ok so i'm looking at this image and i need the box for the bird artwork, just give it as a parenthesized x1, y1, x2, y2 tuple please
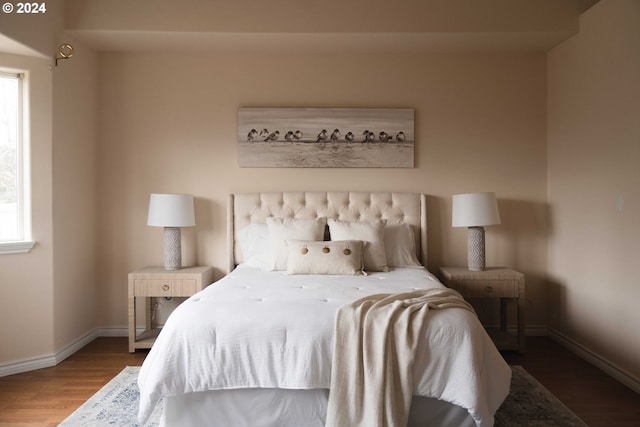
(284, 131, 295, 142)
(237, 107, 414, 167)
(379, 131, 393, 142)
(247, 129, 258, 142)
(265, 130, 279, 142)
(316, 129, 328, 143)
(345, 132, 355, 142)
(362, 130, 375, 143)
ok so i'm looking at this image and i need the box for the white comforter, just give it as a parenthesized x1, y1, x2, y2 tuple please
(138, 266, 511, 426)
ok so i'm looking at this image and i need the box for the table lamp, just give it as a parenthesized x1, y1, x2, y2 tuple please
(452, 192, 501, 271)
(147, 193, 195, 270)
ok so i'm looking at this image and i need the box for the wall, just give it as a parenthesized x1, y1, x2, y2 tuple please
(96, 51, 548, 331)
(51, 35, 99, 354)
(0, 53, 55, 367)
(547, 0, 640, 384)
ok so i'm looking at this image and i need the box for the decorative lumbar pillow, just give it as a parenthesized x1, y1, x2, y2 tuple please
(286, 240, 365, 275)
(327, 219, 388, 272)
(384, 223, 422, 267)
(267, 217, 327, 271)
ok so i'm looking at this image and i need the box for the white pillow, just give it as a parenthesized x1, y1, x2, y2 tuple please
(267, 217, 327, 271)
(384, 223, 422, 267)
(286, 240, 365, 275)
(328, 219, 388, 272)
(237, 223, 269, 269)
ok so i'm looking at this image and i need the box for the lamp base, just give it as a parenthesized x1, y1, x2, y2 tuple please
(163, 227, 182, 270)
(467, 226, 485, 271)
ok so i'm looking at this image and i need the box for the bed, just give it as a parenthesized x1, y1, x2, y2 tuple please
(138, 191, 511, 427)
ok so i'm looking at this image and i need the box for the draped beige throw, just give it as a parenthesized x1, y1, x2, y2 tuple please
(326, 288, 475, 427)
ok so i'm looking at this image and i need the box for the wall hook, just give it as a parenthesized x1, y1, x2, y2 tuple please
(55, 43, 74, 66)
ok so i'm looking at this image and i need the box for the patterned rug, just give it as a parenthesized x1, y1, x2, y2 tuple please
(58, 365, 587, 426)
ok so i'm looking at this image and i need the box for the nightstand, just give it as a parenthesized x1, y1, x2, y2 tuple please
(440, 267, 525, 353)
(128, 266, 214, 352)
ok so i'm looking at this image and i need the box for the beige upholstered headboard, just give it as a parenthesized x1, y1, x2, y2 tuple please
(227, 191, 427, 273)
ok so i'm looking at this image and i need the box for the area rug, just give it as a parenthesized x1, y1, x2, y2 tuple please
(59, 365, 587, 426)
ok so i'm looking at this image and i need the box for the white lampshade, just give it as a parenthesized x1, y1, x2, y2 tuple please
(147, 193, 195, 270)
(147, 193, 195, 227)
(452, 192, 501, 228)
(451, 192, 501, 271)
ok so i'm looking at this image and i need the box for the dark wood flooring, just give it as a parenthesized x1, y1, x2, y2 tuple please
(0, 336, 638, 426)
(501, 337, 640, 427)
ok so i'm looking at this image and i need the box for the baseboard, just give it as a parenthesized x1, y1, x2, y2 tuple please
(548, 328, 640, 394)
(97, 327, 129, 337)
(55, 329, 100, 364)
(0, 327, 150, 377)
(525, 325, 548, 336)
(483, 324, 548, 337)
(0, 328, 99, 378)
(0, 353, 58, 378)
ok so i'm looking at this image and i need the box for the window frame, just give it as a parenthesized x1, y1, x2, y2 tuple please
(0, 69, 34, 254)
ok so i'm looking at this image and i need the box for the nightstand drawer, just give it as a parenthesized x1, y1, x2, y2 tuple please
(134, 279, 197, 297)
(449, 280, 518, 298)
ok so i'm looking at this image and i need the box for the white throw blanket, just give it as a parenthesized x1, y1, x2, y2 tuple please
(326, 288, 475, 427)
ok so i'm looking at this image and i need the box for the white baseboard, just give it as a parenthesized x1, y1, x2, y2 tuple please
(97, 327, 129, 337)
(484, 324, 548, 337)
(548, 328, 640, 394)
(0, 353, 58, 378)
(55, 329, 100, 364)
(0, 329, 98, 377)
(525, 325, 548, 336)
(0, 328, 124, 378)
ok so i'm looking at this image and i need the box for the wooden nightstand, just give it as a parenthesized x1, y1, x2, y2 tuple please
(440, 267, 525, 353)
(128, 266, 214, 352)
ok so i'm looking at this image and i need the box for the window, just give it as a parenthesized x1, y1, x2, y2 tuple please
(0, 70, 33, 253)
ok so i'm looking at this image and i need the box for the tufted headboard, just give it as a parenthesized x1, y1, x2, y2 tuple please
(227, 191, 427, 273)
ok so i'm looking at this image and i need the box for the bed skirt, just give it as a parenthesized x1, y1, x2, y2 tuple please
(160, 388, 476, 427)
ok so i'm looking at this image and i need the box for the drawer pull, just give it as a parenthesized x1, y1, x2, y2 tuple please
(162, 284, 170, 291)
(485, 286, 493, 293)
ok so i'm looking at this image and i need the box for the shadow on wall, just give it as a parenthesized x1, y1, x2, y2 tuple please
(181, 196, 217, 269)
(546, 277, 567, 328)
(424, 195, 445, 272)
(492, 198, 549, 270)
(426, 195, 548, 272)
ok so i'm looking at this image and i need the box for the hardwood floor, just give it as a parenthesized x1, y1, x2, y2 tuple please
(0, 336, 638, 426)
(501, 337, 640, 427)
(0, 339, 146, 427)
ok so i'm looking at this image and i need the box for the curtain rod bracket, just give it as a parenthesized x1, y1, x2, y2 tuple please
(55, 43, 74, 66)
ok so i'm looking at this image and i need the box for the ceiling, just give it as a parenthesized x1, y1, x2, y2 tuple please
(1, 0, 601, 56)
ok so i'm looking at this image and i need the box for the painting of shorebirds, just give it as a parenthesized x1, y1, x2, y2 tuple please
(238, 108, 414, 168)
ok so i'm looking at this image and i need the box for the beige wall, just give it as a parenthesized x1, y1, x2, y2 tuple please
(547, 0, 640, 381)
(0, 53, 55, 365)
(52, 36, 99, 352)
(96, 51, 548, 330)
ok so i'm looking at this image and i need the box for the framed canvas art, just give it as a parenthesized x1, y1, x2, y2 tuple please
(238, 108, 414, 168)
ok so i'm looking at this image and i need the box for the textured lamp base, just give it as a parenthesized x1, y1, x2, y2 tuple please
(467, 226, 485, 271)
(163, 227, 182, 270)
